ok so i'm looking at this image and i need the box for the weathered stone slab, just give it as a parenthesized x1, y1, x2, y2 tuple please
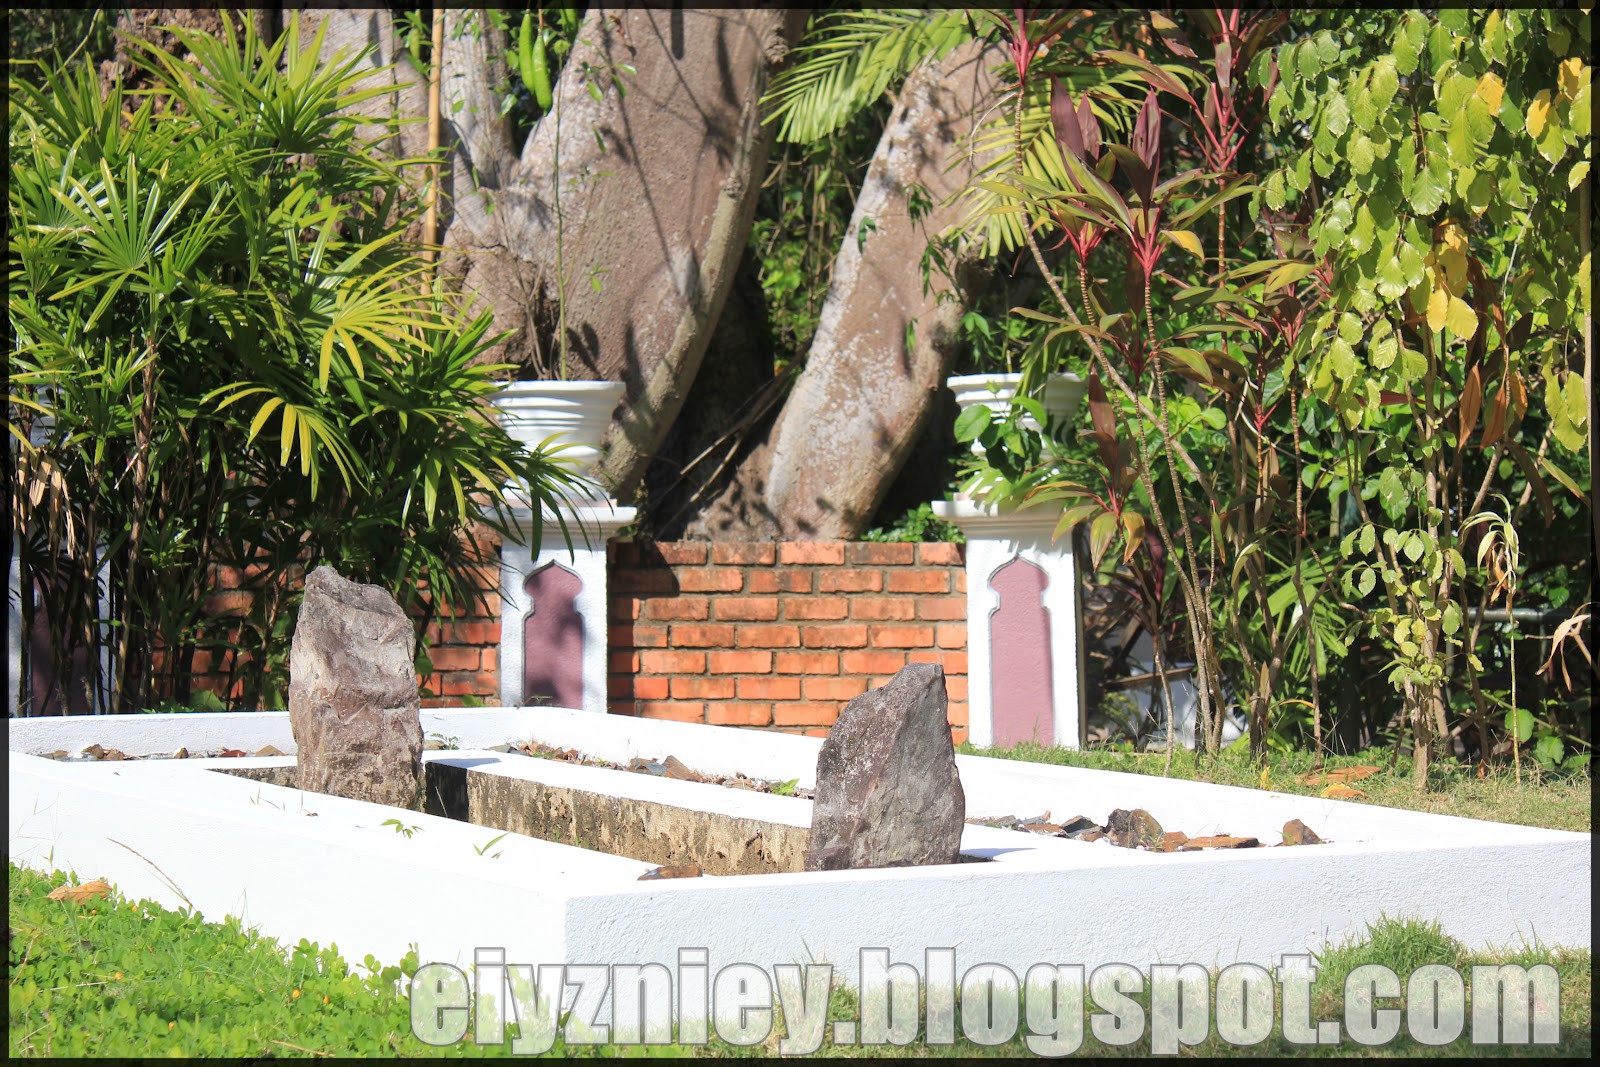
(804, 662, 965, 871)
(288, 566, 423, 809)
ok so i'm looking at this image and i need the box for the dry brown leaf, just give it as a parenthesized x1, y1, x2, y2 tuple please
(47, 879, 111, 903)
(1321, 784, 1367, 799)
(1299, 765, 1380, 787)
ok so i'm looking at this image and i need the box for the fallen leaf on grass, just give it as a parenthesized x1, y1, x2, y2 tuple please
(48, 879, 111, 903)
(1299, 765, 1379, 787)
(1321, 784, 1367, 799)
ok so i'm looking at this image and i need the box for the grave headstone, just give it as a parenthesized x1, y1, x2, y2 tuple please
(804, 662, 965, 871)
(289, 566, 423, 809)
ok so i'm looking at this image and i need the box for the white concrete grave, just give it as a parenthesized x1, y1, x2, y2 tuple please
(10, 706, 1588, 1004)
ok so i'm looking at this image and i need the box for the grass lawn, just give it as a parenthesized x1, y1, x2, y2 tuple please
(9, 745, 1590, 1057)
(958, 741, 1593, 833)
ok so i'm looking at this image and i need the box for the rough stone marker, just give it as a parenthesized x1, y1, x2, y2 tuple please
(289, 566, 424, 809)
(804, 662, 966, 871)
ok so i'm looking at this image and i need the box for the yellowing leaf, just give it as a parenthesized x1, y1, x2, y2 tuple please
(1437, 223, 1469, 291)
(1163, 228, 1206, 260)
(1426, 283, 1450, 331)
(1559, 58, 1586, 101)
(1526, 90, 1554, 138)
(1446, 294, 1479, 339)
(1321, 784, 1367, 799)
(1475, 72, 1504, 112)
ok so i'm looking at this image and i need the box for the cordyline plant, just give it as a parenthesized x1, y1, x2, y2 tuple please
(967, 8, 1364, 761)
(8, 14, 589, 714)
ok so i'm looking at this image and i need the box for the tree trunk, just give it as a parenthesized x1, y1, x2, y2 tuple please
(692, 39, 1007, 539)
(301, 7, 803, 507)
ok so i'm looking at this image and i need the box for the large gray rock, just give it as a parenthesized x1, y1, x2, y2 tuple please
(804, 663, 965, 871)
(289, 566, 423, 809)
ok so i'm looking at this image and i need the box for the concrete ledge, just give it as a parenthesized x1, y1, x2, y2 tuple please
(8, 708, 1590, 988)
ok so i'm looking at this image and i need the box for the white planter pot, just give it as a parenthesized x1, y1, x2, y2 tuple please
(948, 371, 1085, 451)
(488, 380, 625, 497)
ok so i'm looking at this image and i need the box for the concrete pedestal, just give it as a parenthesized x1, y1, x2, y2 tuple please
(499, 500, 635, 715)
(932, 498, 1084, 749)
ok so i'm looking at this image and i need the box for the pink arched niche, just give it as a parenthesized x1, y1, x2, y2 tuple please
(522, 561, 584, 709)
(988, 556, 1055, 746)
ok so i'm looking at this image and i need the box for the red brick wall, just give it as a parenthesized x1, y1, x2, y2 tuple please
(180, 557, 503, 710)
(607, 541, 969, 742)
(165, 536, 971, 741)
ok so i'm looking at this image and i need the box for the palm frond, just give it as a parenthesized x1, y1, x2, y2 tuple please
(763, 9, 971, 144)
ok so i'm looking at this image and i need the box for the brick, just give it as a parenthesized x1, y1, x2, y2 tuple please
(945, 675, 968, 701)
(613, 568, 678, 594)
(678, 568, 744, 593)
(784, 596, 848, 620)
(918, 542, 964, 565)
(639, 650, 706, 673)
(803, 676, 867, 701)
(937, 623, 967, 649)
(480, 647, 497, 673)
(804, 727, 832, 738)
(608, 700, 642, 717)
(714, 597, 779, 622)
(610, 675, 669, 700)
(439, 674, 489, 696)
(847, 542, 915, 566)
(778, 542, 845, 565)
(712, 543, 776, 565)
(672, 676, 737, 700)
(708, 650, 772, 674)
(916, 597, 966, 621)
(737, 676, 800, 700)
(819, 569, 883, 593)
(428, 646, 480, 671)
(841, 650, 907, 674)
(775, 651, 839, 675)
(670, 623, 737, 647)
(609, 542, 642, 566)
(956, 571, 966, 593)
(870, 624, 935, 649)
(850, 596, 914, 621)
(774, 702, 841, 727)
(609, 650, 641, 673)
(947, 702, 969, 727)
(735, 625, 801, 649)
(908, 649, 968, 674)
(647, 596, 709, 621)
(614, 622, 668, 649)
(743, 571, 779, 593)
(801, 623, 868, 648)
(653, 542, 708, 565)
(886, 570, 949, 594)
(610, 596, 643, 622)
(638, 701, 706, 723)
(949, 727, 969, 746)
(777, 571, 813, 593)
(708, 702, 772, 726)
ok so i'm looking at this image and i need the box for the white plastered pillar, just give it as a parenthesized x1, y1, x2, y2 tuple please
(932, 498, 1084, 749)
(499, 498, 635, 715)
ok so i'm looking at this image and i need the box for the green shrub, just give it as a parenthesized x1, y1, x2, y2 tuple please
(8, 14, 588, 714)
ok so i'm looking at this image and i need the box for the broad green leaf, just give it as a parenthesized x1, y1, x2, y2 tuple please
(1505, 708, 1535, 743)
